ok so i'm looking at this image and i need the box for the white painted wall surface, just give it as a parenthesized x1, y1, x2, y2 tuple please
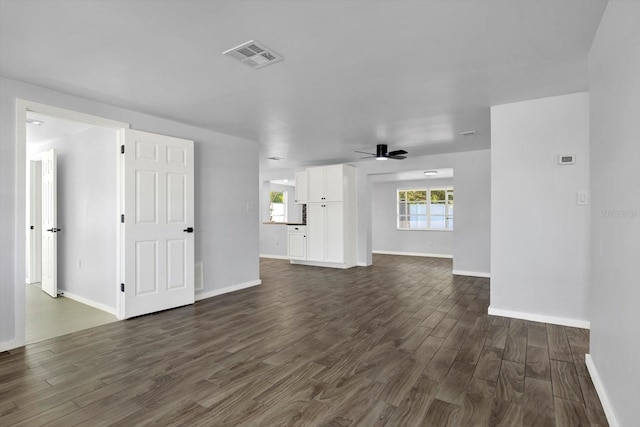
(491, 92, 590, 325)
(356, 149, 491, 275)
(588, 2, 640, 425)
(0, 77, 260, 349)
(372, 178, 454, 257)
(32, 126, 118, 309)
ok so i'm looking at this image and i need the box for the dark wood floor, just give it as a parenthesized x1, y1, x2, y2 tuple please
(0, 255, 607, 426)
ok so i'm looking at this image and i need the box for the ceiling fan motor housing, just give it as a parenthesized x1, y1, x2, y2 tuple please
(376, 144, 388, 158)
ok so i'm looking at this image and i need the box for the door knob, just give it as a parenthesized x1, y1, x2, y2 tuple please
(46, 228, 61, 232)
(183, 227, 194, 233)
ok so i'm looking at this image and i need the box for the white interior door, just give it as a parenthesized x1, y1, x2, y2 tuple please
(122, 129, 195, 318)
(41, 149, 58, 298)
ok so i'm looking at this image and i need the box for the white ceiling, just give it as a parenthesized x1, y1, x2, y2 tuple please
(26, 111, 93, 146)
(0, 0, 607, 172)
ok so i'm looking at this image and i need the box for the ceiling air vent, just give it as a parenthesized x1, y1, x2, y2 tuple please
(223, 40, 283, 69)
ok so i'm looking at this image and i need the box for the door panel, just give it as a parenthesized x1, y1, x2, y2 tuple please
(306, 204, 325, 261)
(324, 203, 344, 263)
(324, 165, 344, 202)
(123, 129, 194, 318)
(41, 149, 57, 298)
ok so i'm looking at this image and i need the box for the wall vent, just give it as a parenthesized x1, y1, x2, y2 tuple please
(223, 40, 283, 69)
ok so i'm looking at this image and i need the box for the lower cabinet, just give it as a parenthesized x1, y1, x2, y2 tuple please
(306, 202, 345, 264)
(287, 226, 306, 260)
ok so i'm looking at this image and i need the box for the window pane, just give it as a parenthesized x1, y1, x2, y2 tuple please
(430, 203, 445, 215)
(446, 216, 454, 229)
(406, 190, 426, 202)
(447, 191, 454, 201)
(398, 203, 407, 216)
(409, 216, 427, 229)
(270, 191, 284, 203)
(398, 190, 406, 202)
(430, 215, 446, 229)
(409, 202, 426, 215)
(430, 190, 445, 201)
(398, 215, 409, 228)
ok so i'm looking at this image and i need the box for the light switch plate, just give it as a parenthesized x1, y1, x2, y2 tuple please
(577, 191, 589, 205)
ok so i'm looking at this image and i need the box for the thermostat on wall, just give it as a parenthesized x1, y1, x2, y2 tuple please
(558, 154, 576, 165)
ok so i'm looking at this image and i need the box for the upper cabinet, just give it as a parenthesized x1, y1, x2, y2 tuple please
(294, 171, 308, 204)
(307, 164, 346, 202)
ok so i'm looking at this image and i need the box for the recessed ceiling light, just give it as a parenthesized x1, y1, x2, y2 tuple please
(424, 170, 438, 176)
(27, 118, 43, 126)
(460, 130, 477, 137)
(267, 156, 283, 161)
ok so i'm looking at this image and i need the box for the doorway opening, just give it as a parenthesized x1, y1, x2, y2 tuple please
(25, 110, 119, 344)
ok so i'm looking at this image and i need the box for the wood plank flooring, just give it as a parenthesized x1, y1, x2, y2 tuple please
(0, 255, 608, 426)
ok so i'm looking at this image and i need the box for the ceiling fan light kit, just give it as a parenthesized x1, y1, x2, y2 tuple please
(356, 144, 407, 160)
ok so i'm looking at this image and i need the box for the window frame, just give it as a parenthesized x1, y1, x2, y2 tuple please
(396, 187, 453, 231)
(269, 190, 288, 222)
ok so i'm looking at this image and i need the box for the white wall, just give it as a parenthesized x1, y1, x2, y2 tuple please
(356, 149, 491, 275)
(372, 178, 454, 257)
(588, 2, 640, 425)
(0, 77, 260, 350)
(490, 92, 590, 326)
(32, 126, 118, 309)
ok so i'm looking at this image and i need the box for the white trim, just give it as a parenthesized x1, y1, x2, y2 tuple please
(15, 99, 131, 347)
(58, 291, 117, 316)
(585, 354, 620, 427)
(195, 280, 262, 301)
(452, 269, 491, 278)
(373, 250, 453, 259)
(259, 254, 291, 260)
(488, 306, 590, 329)
(0, 340, 17, 352)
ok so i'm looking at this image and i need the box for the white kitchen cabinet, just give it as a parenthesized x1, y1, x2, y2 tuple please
(287, 225, 306, 260)
(307, 164, 345, 202)
(293, 164, 356, 269)
(294, 171, 308, 204)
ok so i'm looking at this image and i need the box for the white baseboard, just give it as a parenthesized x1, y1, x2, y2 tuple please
(452, 270, 491, 278)
(195, 279, 262, 301)
(373, 250, 453, 259)
(585, 354, 619, 427)
(488, 306, 590, 329)
(259, 254, 290, 260)
(59, 291, 117, 316)
(0, 340, 16, 352)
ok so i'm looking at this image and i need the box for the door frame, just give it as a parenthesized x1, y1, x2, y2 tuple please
(15, 99, 130, 347)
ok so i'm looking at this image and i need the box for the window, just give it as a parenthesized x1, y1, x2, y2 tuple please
(397, 188, 453, 230)
(269, 191, 287, 222)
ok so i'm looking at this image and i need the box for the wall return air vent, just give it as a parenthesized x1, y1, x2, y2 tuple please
(223, 40, 283, 69)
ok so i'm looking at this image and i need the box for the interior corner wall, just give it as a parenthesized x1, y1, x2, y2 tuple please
(451, 149, 491, 276)
(0, 76, 260, 350)
(490, 92, 590, 326)
(32, 126, 118, 309)
(587, 2, 640, 426)
(371, 178, 454, 257)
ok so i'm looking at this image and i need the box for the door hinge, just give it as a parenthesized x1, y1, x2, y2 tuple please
(120, 145, 125, 154)
(121, 283, 125, 292)
(121, 214, 125, 223)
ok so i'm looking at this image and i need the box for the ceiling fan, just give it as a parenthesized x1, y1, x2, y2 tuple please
(355, 144, 408, 160)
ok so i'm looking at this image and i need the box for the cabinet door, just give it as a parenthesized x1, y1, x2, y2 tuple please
(306, 203, 325, 261)
(288, 233, 306, 260)
(307, 167, 325, 203)
(324, 203, 344, 263)
(324, 165, 344, 202)
(294, 171, 308, 204)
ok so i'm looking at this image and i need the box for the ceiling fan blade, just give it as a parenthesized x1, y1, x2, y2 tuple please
(359, 155, 376, 159)
(355, 150, 375, 155)
(387, 155, 407, 160)
(388, 149, 407, 156)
